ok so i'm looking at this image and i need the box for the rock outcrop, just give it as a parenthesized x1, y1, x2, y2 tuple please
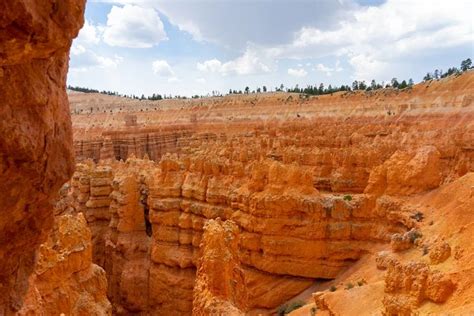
(192, 219, 246, 316)
(383, 260, 455, 315)
(0, 1, 85, 313)
(18, 213, 111, 315)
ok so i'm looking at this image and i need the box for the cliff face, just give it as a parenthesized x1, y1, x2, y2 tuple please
(65, 153, 458, 314)
(63, 73, 474, 314)
(0, 1, 85, 313)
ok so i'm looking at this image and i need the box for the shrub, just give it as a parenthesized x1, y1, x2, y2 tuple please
(408, 230, 422, 243)
(343, 194, 352, 201)
(310, 306, 317, 316)
(345, 282, 354, 290)
(410, 211, 424, 222)
(329, 285, 337, 292)
(277, 301, 305, 315)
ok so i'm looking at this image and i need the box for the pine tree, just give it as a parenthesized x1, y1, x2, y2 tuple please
(461, 58, 472, 71)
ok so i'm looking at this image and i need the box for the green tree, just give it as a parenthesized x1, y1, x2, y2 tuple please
(399, 80, 408, 89)
(408, 78, 414, 86)
(352, 80, 359, 90)
(461, 58, 472, 71)
(262, 86, 267, 92)
(244, 86, 250, 94)
(391, 78, 399, 88)
(370, 79, 377, 90)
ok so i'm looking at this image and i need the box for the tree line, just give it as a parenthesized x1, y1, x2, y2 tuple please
(68, 58, 472, 100)
(423, 58, 472, 81)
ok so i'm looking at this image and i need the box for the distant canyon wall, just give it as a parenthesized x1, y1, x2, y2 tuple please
(72, 73, 474, 193)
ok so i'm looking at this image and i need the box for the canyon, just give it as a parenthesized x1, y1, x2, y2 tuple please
(62, 71, 473, 315)
(0, 1, 473, 314)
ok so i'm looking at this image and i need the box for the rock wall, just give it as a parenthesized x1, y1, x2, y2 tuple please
(0, 1, 85, 313)
(68, 153, 425, 314)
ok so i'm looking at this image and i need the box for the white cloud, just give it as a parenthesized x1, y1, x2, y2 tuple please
(70, 44, 122, 71)
(195, 77, 206, 84)
(197, 59, 222, 73)
(314, 61, 343, 76)
(348, 53, 388, 82)
(97, 0, 352, 49)
(279, 0, 473, 80)
(152, 60, 175, 77)
(288, 68, 308, 77)
(197, 49, 271, 76)
(76, 20, 101, 45)
(103, 5, 167, 48)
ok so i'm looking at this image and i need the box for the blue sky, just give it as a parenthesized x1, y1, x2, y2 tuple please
(68, 0, 473, 97)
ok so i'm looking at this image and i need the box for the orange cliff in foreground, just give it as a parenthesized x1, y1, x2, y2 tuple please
(57, 72, 474, 315)
(0, 1, 95, 314)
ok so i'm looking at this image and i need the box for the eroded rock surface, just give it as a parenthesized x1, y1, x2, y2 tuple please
(18, 213, 111, 316)
(63, 72, 473, 314)
(0, 0, 85, 313)
(192, 219, 246, 316)
(383, 260, 456, 315)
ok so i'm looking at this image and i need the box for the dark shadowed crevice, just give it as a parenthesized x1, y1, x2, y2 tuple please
(140, 185, 152, 237)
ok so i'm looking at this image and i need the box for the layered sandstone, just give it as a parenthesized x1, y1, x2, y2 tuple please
(192, 219, 246, 316)
(64, 72, 474, 314)
(18, 213, 111, 315)
(65, 152, 448, 314)
(0, 1, 85, 313)
(304, 173, 474, 316)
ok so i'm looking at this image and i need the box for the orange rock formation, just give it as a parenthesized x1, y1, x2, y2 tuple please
(0, 1, 85, 313)
(63, 72, 473, 315)
(18, 212, 111, 315)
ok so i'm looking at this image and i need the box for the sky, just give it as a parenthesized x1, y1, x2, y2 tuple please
(68, 0, 473, 97)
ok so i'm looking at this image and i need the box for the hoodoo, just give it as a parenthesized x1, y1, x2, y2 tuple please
(63, 72, 474, 315)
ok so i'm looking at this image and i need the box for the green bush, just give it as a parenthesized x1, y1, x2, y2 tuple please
(329, 285, 337, 292)
(345, 282, 354, 290)
(343, 194, 352, 201)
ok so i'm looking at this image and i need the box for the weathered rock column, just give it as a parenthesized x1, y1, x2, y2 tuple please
(0, 1, 85, 313)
